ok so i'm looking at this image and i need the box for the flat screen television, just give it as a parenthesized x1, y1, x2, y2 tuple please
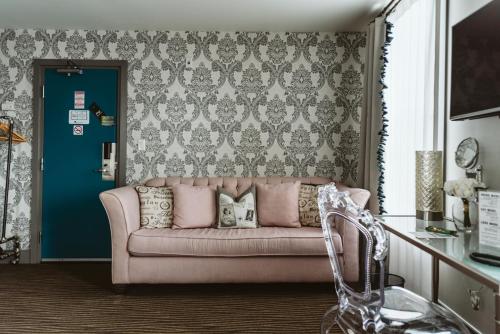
(450, 0, 500, 120)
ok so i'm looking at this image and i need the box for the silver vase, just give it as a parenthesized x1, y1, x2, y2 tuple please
(416, 151, 443, 221)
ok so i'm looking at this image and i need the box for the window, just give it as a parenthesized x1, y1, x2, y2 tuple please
(384, 0, 440, 215)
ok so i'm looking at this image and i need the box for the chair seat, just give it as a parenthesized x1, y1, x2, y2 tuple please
(380, 287, 468, 332)
(330, 287, 470, 333)
(128, 227, 342, 257)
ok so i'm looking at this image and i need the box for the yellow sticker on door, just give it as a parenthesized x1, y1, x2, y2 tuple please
(73, 125, 84, 136)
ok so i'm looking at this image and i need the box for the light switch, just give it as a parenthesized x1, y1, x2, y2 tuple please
(138, 139, 146, 151)
(1, 101, 14, 111)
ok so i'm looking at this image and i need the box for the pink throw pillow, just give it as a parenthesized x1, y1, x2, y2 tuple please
(256, 181, 301, 227)
(172, 184, 216, 229)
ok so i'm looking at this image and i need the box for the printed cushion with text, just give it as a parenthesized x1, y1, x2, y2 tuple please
(298, 184, 321, 227)
(135, 185, 174, 229)
(217, 185, 258, 229)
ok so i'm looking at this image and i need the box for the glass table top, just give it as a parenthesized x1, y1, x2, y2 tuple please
(379, 216, 500, 289)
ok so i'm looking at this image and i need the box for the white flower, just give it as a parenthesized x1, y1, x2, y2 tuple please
(443, 178, 486, 199)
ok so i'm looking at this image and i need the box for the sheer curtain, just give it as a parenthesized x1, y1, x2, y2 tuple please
(383, 0, 442, 298)
(385, 0, 438, 214)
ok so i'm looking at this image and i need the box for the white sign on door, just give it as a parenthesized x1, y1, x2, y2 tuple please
(73, 125, 84, 136)
(68, 109, 89, 124)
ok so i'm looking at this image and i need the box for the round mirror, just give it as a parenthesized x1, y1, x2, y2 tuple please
(455, 137, 479, 169)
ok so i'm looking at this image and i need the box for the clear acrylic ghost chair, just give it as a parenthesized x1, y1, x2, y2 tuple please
(318, 183, 470, 334)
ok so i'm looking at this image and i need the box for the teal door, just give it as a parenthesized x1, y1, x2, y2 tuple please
(42, 68, 118, 259)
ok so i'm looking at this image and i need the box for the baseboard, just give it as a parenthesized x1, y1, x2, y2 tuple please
(1, 250, 112, 264)
(42, 258, 111, 262)
(20, 249, 30, 263)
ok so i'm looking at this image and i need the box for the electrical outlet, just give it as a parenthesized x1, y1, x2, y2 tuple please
(138, 139, 146, 151)
(1, 101, 14, 111)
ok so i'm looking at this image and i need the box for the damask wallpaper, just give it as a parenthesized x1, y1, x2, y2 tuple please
(0, 29, 366, 250)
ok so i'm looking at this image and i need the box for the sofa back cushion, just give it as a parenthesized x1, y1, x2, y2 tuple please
(172, 184, 216, 229)
(256, 181, 301, 228)
(145, 176, 333, 197)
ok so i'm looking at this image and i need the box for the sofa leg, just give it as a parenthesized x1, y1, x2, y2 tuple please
(112, 284, 128, 294)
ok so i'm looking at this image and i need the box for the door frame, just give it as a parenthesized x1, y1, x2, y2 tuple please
(31, 59, 128, 263)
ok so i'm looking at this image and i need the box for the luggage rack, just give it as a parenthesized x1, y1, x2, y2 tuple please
(0, 115, 25, 264)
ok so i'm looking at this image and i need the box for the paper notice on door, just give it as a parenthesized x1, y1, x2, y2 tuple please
(68, 109, 89, 124)
(74, 91, 85, 109)
(479, 190, 500, 249)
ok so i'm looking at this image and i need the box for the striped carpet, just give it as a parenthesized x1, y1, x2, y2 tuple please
(0, 263, 341, 333)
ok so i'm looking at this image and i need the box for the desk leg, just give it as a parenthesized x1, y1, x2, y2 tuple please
(495, 293, 500, 334)
(432, 256, 439, 303)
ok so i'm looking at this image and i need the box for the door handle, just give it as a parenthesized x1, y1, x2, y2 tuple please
(100, 142, 116, 181)
(94, 167, 109, 174)
(468, 288, 481, 311)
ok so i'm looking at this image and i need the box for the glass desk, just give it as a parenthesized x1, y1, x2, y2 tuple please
(380, 216, 500, 333)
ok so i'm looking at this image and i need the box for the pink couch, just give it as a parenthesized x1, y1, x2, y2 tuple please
(99, 176, 370, 286)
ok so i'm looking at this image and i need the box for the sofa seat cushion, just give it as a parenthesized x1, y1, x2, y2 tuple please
(128, 227, 342, 257)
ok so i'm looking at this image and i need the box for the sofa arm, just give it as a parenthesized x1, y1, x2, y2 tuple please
(99, 186, 140, 284)
(335, 184, 371, 282)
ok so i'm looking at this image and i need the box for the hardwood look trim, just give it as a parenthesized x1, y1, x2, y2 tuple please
(30, 59, 128, 264)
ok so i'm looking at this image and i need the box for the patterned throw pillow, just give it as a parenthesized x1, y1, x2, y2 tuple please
(135, 185, 174, 229)
(299, 184, 321, 227)
(217, 186, 258, 229)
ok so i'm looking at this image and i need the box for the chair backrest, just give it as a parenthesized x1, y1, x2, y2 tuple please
(318, 183, 388, 332)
